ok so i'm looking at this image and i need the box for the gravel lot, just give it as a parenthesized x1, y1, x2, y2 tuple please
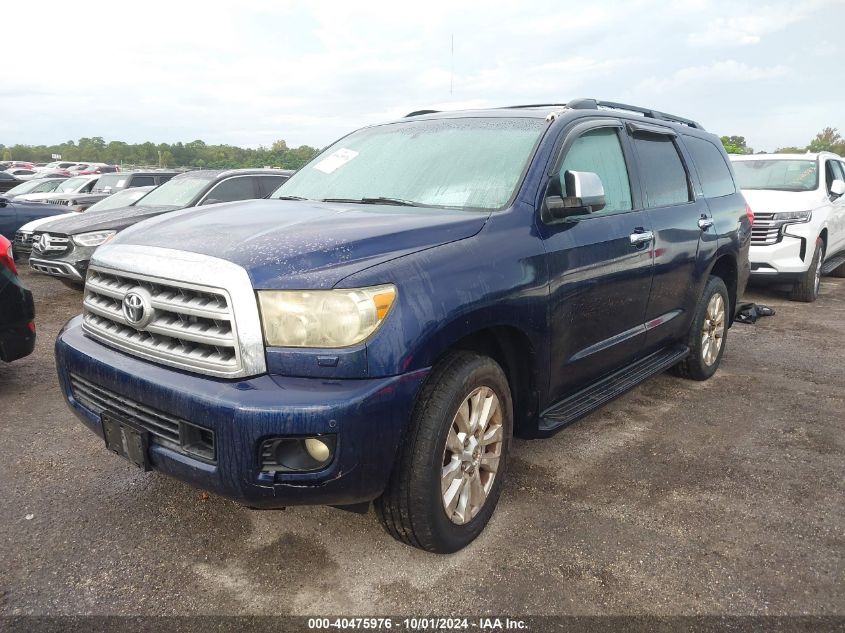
(1, 268, 843, 616)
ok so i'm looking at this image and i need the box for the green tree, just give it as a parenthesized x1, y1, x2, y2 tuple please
(720, 135, 753, 155)
(2, 149, 11, 161)
(807, 127, 844, 154)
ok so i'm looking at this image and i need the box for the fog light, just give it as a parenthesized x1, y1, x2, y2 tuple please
(305, 438, 331, 463)
(260, 435, 337, 473)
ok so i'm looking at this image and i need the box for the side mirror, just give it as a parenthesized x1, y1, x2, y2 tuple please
(543, 170, 606, 221)
(831, 179, 845, 198)
(0, 197, 8, 207)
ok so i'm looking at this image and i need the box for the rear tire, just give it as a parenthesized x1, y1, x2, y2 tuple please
(375, 351, 513, 553)
(790, 238, 824, 302)
(673, 275, 729, 381)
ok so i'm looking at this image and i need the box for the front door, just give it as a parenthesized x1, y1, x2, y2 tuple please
(539, 122, 654, 402)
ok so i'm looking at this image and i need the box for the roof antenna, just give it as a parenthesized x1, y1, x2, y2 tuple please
(450, 34, 454, 96)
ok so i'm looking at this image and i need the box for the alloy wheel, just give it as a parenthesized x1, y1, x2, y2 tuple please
(701, 293, 726, 367)
(441, 386, 504, 525)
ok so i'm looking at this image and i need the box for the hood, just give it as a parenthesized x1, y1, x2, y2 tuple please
(19, 212, 79, 232)
(37, 204, 180, 235)
(741, 189, 824, 214)
(112, 198, 489, 289)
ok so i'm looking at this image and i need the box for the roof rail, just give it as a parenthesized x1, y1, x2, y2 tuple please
(404, 109, 440, 117)
(566, 98, 704, 130)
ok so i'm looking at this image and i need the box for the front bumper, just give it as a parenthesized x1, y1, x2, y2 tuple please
(55, 316, 428, 507)
(29, 242, 94, 282)
(749, 233, 810, 280)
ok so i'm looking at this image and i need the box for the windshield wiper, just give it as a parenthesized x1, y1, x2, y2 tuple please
(276, 195, 310, 201)
(321, 196, 420, 207)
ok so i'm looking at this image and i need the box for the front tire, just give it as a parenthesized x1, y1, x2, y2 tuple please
(375, 351, 513, 553)
(790, 238, 824, 302)
(673, 275, 729, 381)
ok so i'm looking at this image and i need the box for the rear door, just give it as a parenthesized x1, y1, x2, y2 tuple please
(629, 125, 716, 350)
(540, 120, 654, 401)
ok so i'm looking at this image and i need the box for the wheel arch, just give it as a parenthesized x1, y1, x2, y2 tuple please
(434, 325, 541, 437)
(707, 252, 738, 324)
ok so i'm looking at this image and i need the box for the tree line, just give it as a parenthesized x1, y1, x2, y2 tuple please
(720, 127, 845, 156)
(0, 137, 319, 170)
(2, 126, 843, 169)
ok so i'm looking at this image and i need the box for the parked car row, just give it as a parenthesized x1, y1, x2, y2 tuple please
(6, 98, 845, 555)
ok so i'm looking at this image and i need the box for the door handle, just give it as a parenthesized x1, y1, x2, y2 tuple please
(629, 230, 654, 246)
(698, 217, 714, 230)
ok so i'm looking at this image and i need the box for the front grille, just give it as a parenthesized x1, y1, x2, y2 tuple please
(32, 232, 70, 255)
(69, 373, 215, 462)
(47, 199, 70, 206)
(14, 231, 34, 258)
(82, 268, 241, 377)
(750, 213, 780, 246)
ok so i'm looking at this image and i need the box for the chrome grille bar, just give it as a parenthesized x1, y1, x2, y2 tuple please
(82, 268, 242, 377)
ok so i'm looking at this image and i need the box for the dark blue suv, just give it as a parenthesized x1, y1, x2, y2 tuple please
(55, 99, 750, 552)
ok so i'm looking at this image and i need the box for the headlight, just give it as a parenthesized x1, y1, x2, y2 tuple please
(772, 210, 811, 225)
(258, 284, 397, 348)
(72, 230, 116, 247)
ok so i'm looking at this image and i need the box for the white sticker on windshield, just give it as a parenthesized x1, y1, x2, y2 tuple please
(115, 179, 127, 187)
(313, 148, 359, 174)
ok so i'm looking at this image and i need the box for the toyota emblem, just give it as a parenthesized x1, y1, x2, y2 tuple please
(122, 287, 155, 329)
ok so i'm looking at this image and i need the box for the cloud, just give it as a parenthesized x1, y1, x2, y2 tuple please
(687, 1, 835, 47)
(636, 60, 788, 94)
(0, 0, 842, 153)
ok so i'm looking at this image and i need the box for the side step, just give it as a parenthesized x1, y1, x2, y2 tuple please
(821, 253, 845, 275)
(539, 345, 689, 433)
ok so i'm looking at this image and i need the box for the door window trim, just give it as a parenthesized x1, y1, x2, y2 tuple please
(543, 119, 642, 222)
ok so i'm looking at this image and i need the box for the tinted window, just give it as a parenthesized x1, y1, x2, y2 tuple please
(158, 175, 173, 184)
(633, 135, 691, 207)
(130, 176, 156, 187)
(684, 136, 736, 198)
(559, 127, 632, 213)
(256, 175, 288, 197)
(202, 177, 256, 205)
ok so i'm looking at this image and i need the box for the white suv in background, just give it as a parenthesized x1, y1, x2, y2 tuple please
(731, 152, 845, 302)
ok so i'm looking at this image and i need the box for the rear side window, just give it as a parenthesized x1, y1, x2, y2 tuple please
(256, 175, 288, 197)
(559, 127, 632, 213)
(684, 136, 736, 198)
(632, 135, 691, 207)
(158, 175, 173, 184)
(130, 176, 156, 187)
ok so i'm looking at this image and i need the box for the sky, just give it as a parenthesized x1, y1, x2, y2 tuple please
(2, 0, 844, 152)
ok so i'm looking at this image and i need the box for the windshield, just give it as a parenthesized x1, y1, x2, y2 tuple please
(32, 179, 65, 193)
(136, 175, 213, 208)
(274, 117, 547, 209)
(55, 177, 91, 193)
(6, 179, 45, 195)
(86, 186, 155, 212)
(732, 159, 818, 192)
(92, 173, 126, 193)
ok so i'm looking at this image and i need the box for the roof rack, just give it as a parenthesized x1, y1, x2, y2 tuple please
(404, 109, 440, 117)
(565, 98, 703, 130)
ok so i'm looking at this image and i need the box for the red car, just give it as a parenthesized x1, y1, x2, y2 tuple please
(0, 235, 36, 362)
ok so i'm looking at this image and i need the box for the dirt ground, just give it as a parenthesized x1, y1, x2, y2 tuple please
(1, 268, 843, 617)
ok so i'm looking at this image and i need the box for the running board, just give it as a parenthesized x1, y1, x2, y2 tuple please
(539, 345, 689, 433)
(821, 253, 845, 275)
